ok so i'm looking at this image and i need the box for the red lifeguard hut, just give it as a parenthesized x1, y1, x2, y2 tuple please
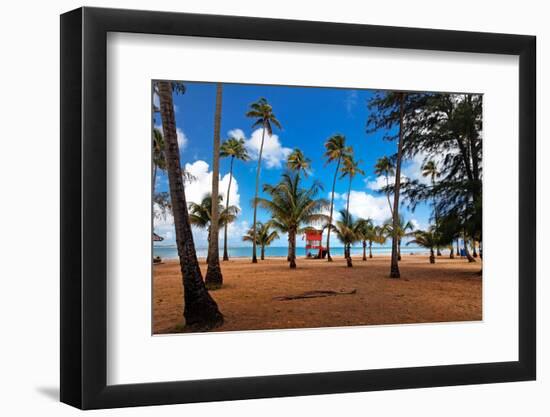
(304, 229, 327, 259)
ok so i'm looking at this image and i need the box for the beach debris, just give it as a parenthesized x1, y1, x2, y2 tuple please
(273, 289, 357, 301)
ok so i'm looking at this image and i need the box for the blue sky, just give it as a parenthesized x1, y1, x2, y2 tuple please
(153, 81, 432, 248)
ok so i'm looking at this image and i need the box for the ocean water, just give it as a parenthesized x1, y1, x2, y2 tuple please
(153, 245, 429, 260)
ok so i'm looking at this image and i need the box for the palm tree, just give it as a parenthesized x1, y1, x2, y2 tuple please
(422, 160, 442, 256)
(355, 218, 373, 261)
(188, 194, 239, 240)
(156, 80, 223, 330)
(332, 209, 362, 267)
(246, 98, 282, 264)
(256, 173, 329, 269)
(371, 225, 387, 258)
(205, 83, 224, 289)
(152, 128, 166, 195)
(286, 149, 312, 261)
(323, 134, 351, 262)
(374, 156, 395, 216)
(340, 154, 364, 218)
(220, 136, 250, 261)
(287, 148, 311, 177)
(383, 215, 414, 261)
(407, 228, 439, 264)
(242, 221, 280, 260)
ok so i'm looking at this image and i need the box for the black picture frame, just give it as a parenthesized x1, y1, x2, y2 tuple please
(60, 6, 536, 410)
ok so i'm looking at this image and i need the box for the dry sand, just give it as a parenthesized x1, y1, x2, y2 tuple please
(153, 255, 482, 334)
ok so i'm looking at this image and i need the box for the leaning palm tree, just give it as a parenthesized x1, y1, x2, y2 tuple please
(256, 173, 329, 269)
(383, 215, 414, 261)
(323, 134, 351, 262)
(422, 160, 442, 256)
(374, 156, 395, 216)
(332, 209, 361, 267)
(152, 128, 166, 195)
(220, 136, 250, 261)
(407, 228, 439, 264)
(242, 221, 280, 260)
(287, 148, 311, 177)
(246, 98, 282, 264)
(156, 80, 223, 330)
(205, 83, 224, 289)
(340, 154, 364, 216)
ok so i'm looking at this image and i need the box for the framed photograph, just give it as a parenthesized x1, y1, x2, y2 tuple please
(60, 7, 536, 409)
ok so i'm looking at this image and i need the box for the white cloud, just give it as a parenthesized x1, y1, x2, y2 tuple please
(345, 190, 392, 225)
(154, 124, 187, 150)
(237, 127, 291, 169)
(227, 128, 246, 140)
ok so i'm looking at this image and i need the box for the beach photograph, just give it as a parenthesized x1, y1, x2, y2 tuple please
(152, 81, 483, 333)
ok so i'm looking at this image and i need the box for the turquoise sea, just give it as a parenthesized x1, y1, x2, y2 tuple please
(153, 245, 429, 260)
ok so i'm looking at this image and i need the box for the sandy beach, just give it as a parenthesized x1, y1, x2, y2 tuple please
(153, 255, 482, 333)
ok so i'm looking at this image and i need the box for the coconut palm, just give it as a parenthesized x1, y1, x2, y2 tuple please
(285, 148, 312, 261)
(156, 80, 223, 330)
(383, 215, 414, 261)
(188, 194, 239, 237)
(340, 154, 364, 217)
(152, 128, 166, 195)
(374, 156, 395, 216)
(205, 83, 224, 289)
(220, 136, 250, 261)
(246, 98, 282, 264)
(332, 209, 361, 267)
(242, 221, 280, 260)
(354, 218, 373, 261)
(422, 160, 442, 256)
(323, 134, 351, 262)
(287, 148, 311, 177)
(256, 172, 329, 269)
(355, 218, 380, 261)
(407, 228, 439, 264)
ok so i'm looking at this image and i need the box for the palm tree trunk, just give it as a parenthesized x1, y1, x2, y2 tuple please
(261, 244, 265, 261)
(289, 229, 297, 269)
(390, 93, 405, 278)
(326, 157, 341, 262)
(152, 164, 158, 196)
(456, 238, 460, 257)
(432, 179, 441, 256)
(345, 176, 354, 266)
(463, 230, 476, 262)
(369, 241, 373, 258)
(385, 174, 394, 217)
(222, 156, 234, 261)
(472, 240, 478, 257)
(429, 248, 435, 264)
(157, 81, 223, 330)
(398, 238, 402, 261)
(252, 123, 267, 263)
(287, 238, 291, 262)
(362, 241, 367, 261)
(450, 246, 455, 259)
(205, 83, 224, 289)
